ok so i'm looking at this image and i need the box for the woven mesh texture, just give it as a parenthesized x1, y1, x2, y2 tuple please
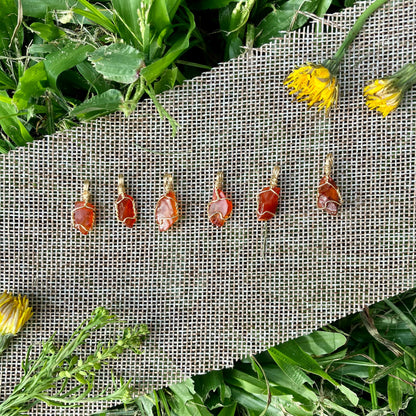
(1, 0, 415, 414)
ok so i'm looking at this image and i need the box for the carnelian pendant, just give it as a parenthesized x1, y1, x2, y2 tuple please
(207, 171, 233, 227)
(115, 174, 137, 228)
(72, 180, 95, 235)
(155, 174, 179, 231)
(257, 165, 281, 221)
(317, 153, 342, 216)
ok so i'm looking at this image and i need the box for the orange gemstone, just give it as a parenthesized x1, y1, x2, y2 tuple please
(115, 194, 137, 228)
(257, 186, 280, 221)
(208, 189, 233, 227)
(317, 176, 341, 215)
(72, 201, 95, 235)
(155, 191, 179, 231)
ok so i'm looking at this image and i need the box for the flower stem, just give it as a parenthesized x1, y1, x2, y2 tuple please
(393, 62, 416, 91)
(326, 0, 391, 74)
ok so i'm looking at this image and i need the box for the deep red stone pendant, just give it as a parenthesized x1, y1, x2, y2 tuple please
(317, 153, 342, 216)
(257, 166, 281, 221)
(155, 174, 179, 231)
(72, 180, 95, 235)
(207, 171, 233, 227)
(115, 174, 137, 228)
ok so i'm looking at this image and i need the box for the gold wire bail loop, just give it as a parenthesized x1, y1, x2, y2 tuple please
(81, 180, 91, 202)
(324, 153, 334, 176)
(118, 174, 126, 195)
(270, 165, 280, 188)
(215, 171, 223, 190)
(163, 173, 174, 193)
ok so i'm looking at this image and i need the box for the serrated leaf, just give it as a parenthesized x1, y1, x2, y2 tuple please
(70, 89, 123, 120)
(89, 44, 145, 84)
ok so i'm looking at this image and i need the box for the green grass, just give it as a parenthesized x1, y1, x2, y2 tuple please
(0, 0, 352, 152)
(95, 288, 416, 415)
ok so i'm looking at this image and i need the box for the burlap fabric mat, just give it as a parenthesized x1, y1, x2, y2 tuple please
(1, 0, 415, 414)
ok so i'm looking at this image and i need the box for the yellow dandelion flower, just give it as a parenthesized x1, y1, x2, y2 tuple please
(283, 0, 393, 114)
(0, 291, 32, 336)
(363, 79, 402, 117)
(284, 64, 339, 112)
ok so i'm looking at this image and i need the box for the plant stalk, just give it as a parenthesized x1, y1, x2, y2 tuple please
(326, 0, 391, 74)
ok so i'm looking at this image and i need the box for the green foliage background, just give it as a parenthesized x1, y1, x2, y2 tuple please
(96, 290, 416, 416)
(0, 0, 354, 153)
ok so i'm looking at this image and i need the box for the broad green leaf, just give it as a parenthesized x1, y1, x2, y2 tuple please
(295, 331, 347, 356)
(134, 395, 155, 415)
(44, 43, 94, 90)
(193, 370, 226, 401)
(0, 91, 32, 149)
(70, 89, 123, 120)
(141, 7, 196, 83)
(22, 0, 79, 18)
(168, 378, 213, 416)
(255, 0, 318, 47)
(0, 70, 16, 90)
(30, 22, 65, 42)
(388, 371, 403, 415)
(154, 68, 178, 94)
(89, 43, 144, 84)
(12, 62, 48, 110)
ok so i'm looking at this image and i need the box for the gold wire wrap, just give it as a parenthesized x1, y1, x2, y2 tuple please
(163, 173, 174, 193)
(81, 180, 91, 202)
(270, 166, 280, 187)
(118, 174, 126, 195)
(215, 171, 223, 190)
(324, 153, 334, 176)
